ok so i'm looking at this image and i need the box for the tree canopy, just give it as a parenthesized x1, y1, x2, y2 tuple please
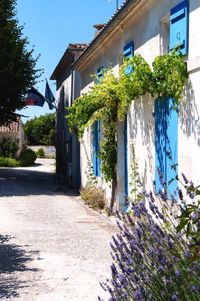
(0, 0, 41, 125)
(24, 113, 56, 146)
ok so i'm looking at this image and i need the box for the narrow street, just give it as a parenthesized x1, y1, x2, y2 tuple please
(0, 159, 116, 301)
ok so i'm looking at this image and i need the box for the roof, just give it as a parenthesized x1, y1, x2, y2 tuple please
(51, 0, 139, 78)
(93, 24, 107, 31)
(68, 43, 88, 50)
(73, 0, 137, 69)
(50, 43, 88, 80)
(0, 121, 20, 133)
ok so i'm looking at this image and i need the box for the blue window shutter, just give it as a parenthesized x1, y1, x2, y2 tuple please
(124, 115, 128, 196)
(123, 42, 134, 75)
(96, 119, 101, 176)
(165, 98, 178, 196)
(169, 0, 189, 55)
(96, 67, 104, 84)
(123, 42, 134, 59)
(155, 98, 167, 193)
(122, 42, 134, 196)
(92, 120, 101, 176)
(92, 121, 98, 176)
(91, 68, 103, 176)
(155, 98, 178, 196)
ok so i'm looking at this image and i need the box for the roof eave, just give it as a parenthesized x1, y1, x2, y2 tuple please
(72, 0, 138, 70)
(50, 49, 74, 80)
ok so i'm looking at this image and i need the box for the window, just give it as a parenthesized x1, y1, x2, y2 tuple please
(96, 67, 104, 84)
(123, 41, 134, 75)
(160, 16, 170, 54)
(169, 0, 189, 55)
(155, 2, 188, 196)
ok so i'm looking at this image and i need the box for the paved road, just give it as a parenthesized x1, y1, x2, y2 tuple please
(0, 159, 116, 301)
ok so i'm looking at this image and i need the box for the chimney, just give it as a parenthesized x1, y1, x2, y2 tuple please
(93, 24, 106, 36)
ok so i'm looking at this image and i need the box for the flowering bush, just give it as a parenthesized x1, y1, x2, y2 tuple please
(99, 196, 200, 301)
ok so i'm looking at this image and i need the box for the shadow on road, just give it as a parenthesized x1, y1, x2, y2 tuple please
(0, 167, 78, 197)
(0, 235, 39, 299)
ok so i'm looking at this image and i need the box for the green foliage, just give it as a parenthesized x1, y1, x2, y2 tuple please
(176, 178, 200, 260)
(67, 71, 120, 184)
(0, 137, 19, 158)
(86, 163, 98, 188)
(24, 113, 55, 145)
(100, 113, 117, 182)
(0, 0, 41, 125)
(37, 147, 45, 158)
(152, 50, 188, 101)
(67, 71, 119, 138)
(118, 55, 153, 119)
(0, 157, 19, 167)
(49, 128, 56, 145)
(128, 146, 143, 203)
(19, 148, 36, 166)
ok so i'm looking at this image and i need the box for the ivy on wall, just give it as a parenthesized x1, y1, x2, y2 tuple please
(66, 50, 188, 213)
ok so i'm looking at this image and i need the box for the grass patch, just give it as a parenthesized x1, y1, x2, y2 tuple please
(80, 186, 106, 210)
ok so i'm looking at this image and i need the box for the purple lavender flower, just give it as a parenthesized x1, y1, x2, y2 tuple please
(178, 189, 183, 200)
(171, 293, 178, 300)
(181, 173, 188, 184)
(191, 212, 198, 220)
(175, 270, 181, 277)
(99, 193, 200, 301)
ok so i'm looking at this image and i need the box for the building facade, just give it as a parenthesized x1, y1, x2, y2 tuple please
(52, 0, 200, 209)
(51, 43, 88, 189)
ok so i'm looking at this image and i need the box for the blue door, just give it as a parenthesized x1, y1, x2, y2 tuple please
(165, 99, 178, 195)
(92, 120, 101, 176)
(155, 98, 178, 196)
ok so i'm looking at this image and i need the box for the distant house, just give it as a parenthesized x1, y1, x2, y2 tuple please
(0, 118, 25, 157)
(52, 0, 200, 209)
(50, 43, 88, 188)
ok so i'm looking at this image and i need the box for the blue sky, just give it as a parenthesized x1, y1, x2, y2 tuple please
(16, 0, 124, 121)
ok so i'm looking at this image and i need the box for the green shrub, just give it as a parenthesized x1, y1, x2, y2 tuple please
(0, 137, 19, 158)
(81, 186, 105, 210)
(0, 157, 19, 167)
(24, 113, 55, 145)
(37, 147, 45, 158)
(19, 149, 36, 166)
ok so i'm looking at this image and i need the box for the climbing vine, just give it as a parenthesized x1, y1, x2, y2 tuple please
(66, 50, 188, 212)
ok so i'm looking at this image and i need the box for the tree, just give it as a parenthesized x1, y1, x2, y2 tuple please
(24, 113, 56, 145)
(0, 0, 41, 125)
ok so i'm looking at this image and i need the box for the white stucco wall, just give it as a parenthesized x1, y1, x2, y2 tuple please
(78, 0, 200, 208)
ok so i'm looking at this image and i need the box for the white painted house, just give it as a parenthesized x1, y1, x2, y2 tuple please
(52, 0, 200, 209)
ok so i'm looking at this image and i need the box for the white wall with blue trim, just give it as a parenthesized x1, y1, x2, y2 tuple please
(77, 0, 200, 209)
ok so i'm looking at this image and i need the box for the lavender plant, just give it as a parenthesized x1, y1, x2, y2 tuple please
(99, 195, 200, 301)
(176, 174, 200, 260)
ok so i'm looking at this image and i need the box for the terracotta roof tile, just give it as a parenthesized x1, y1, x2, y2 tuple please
(0, 121, 19, 133)
(69, 43, 88, 50)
